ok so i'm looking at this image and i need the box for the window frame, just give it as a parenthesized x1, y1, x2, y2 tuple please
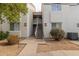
(51, 3, 61, 11)
(51, 22, 62, 29)
(77, 23, 79, 27)
(10, 22, 20, 31)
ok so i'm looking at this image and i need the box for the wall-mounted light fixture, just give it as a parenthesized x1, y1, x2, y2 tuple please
(24, 23, 27, 27)
(44, 23, 47, 26)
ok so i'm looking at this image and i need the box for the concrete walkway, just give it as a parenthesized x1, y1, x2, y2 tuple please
(18, 39, 79, 56)
(18, 38, 46, 56)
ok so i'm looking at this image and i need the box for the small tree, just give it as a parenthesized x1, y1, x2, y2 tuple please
(50, 28, 65, 41)
(0, 3, 28, 31)
(0, 3, 28, 23)
(0, 3, 28, 41)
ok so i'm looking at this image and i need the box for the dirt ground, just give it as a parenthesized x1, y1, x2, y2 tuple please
(0, 40, 26, 56)
(37, 40, 79, 53)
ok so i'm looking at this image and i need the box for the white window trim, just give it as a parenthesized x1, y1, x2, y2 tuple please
(51, 22, 62, 29)
(10, 31, 21, 32)
(10, 23, 20, 31)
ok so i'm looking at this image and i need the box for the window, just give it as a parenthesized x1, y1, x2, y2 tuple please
(52, 23, 62, 29)
(77, 23, 79, 27)
(10, 23, 20, 31)
(52, 3, 61, 11)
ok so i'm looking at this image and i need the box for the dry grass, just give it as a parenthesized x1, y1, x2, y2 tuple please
(37, 40, 79, 53)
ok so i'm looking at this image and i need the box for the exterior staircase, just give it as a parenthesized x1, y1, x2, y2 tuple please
(36, 24, 43, 39)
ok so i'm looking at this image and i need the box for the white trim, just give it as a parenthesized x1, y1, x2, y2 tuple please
(9, 31, 20, 32)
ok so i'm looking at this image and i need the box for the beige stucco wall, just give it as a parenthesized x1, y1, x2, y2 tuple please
(20, 3, 35, 38)
(0, 18, 9, 32)
(42, 4, 52, 38)
(9, 31, 20, 37)
(42, 3, 79, 38)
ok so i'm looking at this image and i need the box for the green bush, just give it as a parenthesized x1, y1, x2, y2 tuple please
(50, 28, 65, 41)
(0, 31, 9, 40)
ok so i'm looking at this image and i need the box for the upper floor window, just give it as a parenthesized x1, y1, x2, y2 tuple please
(52, 3, 61, 11)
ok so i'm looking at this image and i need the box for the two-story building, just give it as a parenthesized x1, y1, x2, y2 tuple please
(42, 3, 79, 38)
(0, 3, 35, 38)
(1, 3, 79, 39)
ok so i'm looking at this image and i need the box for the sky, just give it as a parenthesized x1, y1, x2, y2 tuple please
(33, 3, 41, 12)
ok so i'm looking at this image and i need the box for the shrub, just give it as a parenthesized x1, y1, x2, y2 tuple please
(0, 31, 9, 40)
(50, 28, 65, 41)
(7, 35, 19, 45)
(5, 31, 9, 38)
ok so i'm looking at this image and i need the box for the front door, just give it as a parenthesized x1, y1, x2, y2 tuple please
(32, 24, 36, 36)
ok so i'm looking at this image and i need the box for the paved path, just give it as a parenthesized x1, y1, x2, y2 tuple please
(18, 39, 79, 56)
(18, 38, 46, 56)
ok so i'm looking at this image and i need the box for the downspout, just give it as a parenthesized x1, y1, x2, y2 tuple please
(35, 17, 39, 38)
(49, 11, 51, 38)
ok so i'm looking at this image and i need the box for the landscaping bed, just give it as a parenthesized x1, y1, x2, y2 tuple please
(37, 40, 79, 53)
(0, 40, 26, 56)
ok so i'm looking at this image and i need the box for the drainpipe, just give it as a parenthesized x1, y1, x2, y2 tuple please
(49, 11, 51, 38)
(35, 17, 39, 38)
